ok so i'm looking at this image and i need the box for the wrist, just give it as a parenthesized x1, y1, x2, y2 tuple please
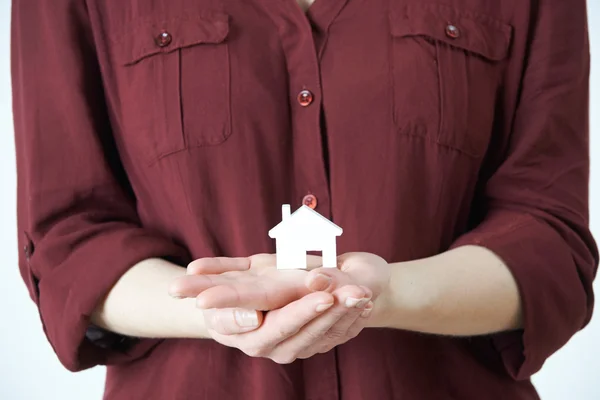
(367, 292, 391, 328)
(175, 297, 212, 339)
(367, 270, 395, 328)
(367, 260, 434, 330)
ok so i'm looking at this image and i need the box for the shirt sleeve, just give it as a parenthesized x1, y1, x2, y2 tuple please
(449, 0, 598, 380)
(11, 1, 191, 371)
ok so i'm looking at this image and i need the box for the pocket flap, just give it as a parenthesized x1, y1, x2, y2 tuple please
(390, 4, 512, 61)
(115, 11, 230, 66)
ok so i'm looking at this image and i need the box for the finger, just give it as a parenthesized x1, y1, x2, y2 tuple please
(315, 300, 373, 356)
(187, 257, 250, 275)
(247, 253, 277, 268)
(196, 283, 266, 310)
(305, 303, 372, 358)
(269, 285, 369, 362)
(219, 291, 335, 354)
(203, 308, 264, 335)
(196, 277, 308, 310)
(168, 274, 231, 298)
(344, 301, 374, 339)
(315, 298, 374, 356)
(319, 289, 372, 344)
(305, 266, 353, 292)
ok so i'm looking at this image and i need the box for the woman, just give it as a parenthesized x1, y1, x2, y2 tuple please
(11, 0, 597, 399)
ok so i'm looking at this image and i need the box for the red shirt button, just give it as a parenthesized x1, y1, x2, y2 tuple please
(297, 90, 314, 107)
(155, 31, 173, 47)
(302, 194, 318, 209)
(445, 24, 460, 39)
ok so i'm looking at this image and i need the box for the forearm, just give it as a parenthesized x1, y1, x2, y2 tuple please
(91, 258, 210, 339)
(373, 245, 522, 336)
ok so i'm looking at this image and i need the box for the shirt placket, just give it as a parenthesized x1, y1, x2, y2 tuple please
(285, 22, 331, 218)
(263, 1, 341, 399)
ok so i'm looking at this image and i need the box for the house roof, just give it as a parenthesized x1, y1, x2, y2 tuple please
(268, 205, 343, 238)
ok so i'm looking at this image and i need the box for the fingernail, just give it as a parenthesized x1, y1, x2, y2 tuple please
(315, 302, 334, 312)
(355, 298, 370, 309)
(234, 310, 259, 327)
(361, 302, 374, 318)
(309, 273, 332, 291)
(169, 292, 184, 299)
(345, 297, 366, 308)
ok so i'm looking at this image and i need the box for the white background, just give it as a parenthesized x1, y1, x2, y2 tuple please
(0, 1, 598, 399)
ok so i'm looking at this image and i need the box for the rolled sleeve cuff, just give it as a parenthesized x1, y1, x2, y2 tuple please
(449, 210, 590, 380)
(33, 227, 190, 372)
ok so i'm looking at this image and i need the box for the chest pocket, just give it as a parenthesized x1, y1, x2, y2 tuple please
(389, 4, 512, 158)
(113, 11, 231, 164)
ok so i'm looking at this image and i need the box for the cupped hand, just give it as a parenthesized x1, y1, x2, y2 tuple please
(168, 257, 269, 335)
(208, 284, 373, 364)
(170, 254, 321, 310)
(170, 252, 387, 362)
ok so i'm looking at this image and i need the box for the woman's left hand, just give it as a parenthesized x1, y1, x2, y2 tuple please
(266, 251, 393, 360)
(210, 284, 373, 363)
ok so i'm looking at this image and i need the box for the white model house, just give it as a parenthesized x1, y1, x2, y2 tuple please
(268, 204, 343, 269)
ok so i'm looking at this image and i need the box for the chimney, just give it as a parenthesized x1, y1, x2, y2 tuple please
(282, 204, 291, 221)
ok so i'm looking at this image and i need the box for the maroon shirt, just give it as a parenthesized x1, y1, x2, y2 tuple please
(11, 0, 598, 399)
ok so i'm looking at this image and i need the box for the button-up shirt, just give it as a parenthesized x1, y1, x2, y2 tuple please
(11, 0, 598, 399)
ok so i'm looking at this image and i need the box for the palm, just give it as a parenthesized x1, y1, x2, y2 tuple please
(178, 254, 323, 310)
(333, 252, 390, 299)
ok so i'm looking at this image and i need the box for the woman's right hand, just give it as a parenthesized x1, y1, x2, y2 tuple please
(169, 257, 267, 335)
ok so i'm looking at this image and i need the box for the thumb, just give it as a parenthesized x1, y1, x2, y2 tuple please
(203, 308, 263, 335)
(305, 267, 352, 292)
